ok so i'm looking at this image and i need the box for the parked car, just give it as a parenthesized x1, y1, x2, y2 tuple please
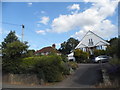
(92, 55, 111, 63)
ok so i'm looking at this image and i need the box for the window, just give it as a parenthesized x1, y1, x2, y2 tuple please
(88, 39, 93, 46)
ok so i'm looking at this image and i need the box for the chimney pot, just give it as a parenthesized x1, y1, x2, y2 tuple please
(52, 44, 56, 48)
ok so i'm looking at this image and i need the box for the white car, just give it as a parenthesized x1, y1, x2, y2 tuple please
(93, 55, 111, 63)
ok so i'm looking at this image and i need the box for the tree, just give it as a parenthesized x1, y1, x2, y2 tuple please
(26, 49, 35, 57)
(59, 38, 79, 55)
(3, 41, 28, 59)
(2, 31, 19, 49)
(106, 37, 120, 58)
(74, 49, 89, 63)
(93, 49, 107, 57)
(2, 31, 29, 73)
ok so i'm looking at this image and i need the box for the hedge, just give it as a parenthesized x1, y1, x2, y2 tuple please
(20, 55, 70, 82)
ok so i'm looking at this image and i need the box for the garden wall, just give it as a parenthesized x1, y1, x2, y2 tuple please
(3, 74, 40, 85)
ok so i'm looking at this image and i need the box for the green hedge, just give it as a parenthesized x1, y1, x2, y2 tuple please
(35, 55, 63, 82)
(20, 56, 41, 73)
(20, 55, 70, 82)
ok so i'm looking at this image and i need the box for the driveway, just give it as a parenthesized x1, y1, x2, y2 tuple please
(2, 63, 102, 88)
(54, 63, 102, 88)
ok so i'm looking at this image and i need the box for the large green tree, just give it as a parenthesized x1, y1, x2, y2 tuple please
(2, 31, 29, 73)
(2, 31, 19, 49)
(59, 38, 79, 55)
(106, 37, 120, 58)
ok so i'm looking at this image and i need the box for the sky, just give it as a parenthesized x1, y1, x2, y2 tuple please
(1, 0, 119, 50)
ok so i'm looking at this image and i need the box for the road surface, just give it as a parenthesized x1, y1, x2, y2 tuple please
(2, 63, 102, 88)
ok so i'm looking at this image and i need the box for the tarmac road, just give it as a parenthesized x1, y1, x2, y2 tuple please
(54, 63, 102, 88)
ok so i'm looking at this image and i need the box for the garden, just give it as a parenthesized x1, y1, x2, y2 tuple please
(1, 31, 78, 84)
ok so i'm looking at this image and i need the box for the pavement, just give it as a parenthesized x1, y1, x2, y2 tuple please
(2, 63, 103, 88)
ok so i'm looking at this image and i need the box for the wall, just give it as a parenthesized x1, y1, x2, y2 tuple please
(3, 74, 40, 85)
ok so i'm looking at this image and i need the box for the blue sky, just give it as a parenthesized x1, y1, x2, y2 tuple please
(1, 1, 118, 50)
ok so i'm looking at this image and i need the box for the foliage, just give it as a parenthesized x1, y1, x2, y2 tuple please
(25, 49, 35, 57)
(109, 58, 120, 66)
(74, 49, 89, 63)
(60, 62, 70, 75)
(61, 54, 68, 62)
(2, 31, 19, 49)
(2, 41, 29, 73)
(106, 37, 120, 58)
(20, 55, 72, 82)
(2, 31, 29, 73)
(3, 41, 28, 59)
(93, 49, 107, 57)
(68, 61, 78, 70)
(20, 56, 40, 73)
(59, 38, 79, 55)
(34, 55, 63, 82)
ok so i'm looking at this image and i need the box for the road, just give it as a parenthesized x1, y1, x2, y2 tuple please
(54, 63, 102, 88)
(2, 63, 102, 88)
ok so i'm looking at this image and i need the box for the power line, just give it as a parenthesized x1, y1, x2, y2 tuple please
(1, 22, 22, 26)
(1, 22, 25, 42)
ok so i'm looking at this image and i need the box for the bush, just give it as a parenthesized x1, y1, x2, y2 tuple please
(68, 62, 78, 70)
(20, 55, 71, 82)
(61, 54, 68, 62)
(93, 49, 107, 57)
(74, 49, 89, 63)
(109, 58, 120, 66)
(2, 58, 22, 74)
(34, 55, 64, 82)
(20, 56, 41, 73)
(61, 62, 70, 75)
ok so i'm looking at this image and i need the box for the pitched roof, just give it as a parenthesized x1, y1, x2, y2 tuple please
(75, 30, 109, 49)
(35, 46, 60, 54)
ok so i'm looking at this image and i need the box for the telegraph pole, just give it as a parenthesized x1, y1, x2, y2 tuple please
(22, 24, 24, 42)
(2, 22, 25, 42)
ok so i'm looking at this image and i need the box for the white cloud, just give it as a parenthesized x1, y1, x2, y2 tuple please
(27, 2, 32, 6)
(38, 16, 50, 25)
(72, 19, 117, 40)
(67, 4, 80, 11)
(48, 0, 118, 40)
(36, 30, 46, 35)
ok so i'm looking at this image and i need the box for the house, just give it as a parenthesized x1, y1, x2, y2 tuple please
(68, 30, 109, 61)
(35, 44, 61, 55)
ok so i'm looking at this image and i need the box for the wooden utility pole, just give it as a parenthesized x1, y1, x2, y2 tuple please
(22, 24, 24, 42)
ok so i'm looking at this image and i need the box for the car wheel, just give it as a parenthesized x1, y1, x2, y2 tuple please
(98, 60, 101, 63)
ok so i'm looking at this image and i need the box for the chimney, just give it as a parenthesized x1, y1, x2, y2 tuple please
(52, 44, 56, 48)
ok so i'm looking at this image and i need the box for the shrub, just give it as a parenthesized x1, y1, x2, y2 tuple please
(109, 58, 120, 66)
(20, 56, 41, 73)
(93, 49, 107, 57)
(74, 49, 89, 63)
(68, 62, 78, 70)
(20, 55, 71, 82)
(61, 54, 68, 62)
(35, 55, 64, 82)
(61, 62, 70, 75)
